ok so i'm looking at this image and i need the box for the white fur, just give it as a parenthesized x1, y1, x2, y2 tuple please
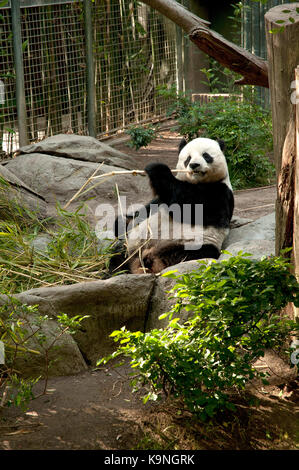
(176, 137, 232, 190)
(127, 205, 204, 252)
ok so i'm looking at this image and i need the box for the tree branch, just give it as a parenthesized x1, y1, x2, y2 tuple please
(141, 0, 269, 88)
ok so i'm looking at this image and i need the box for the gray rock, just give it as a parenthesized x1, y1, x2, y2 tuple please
(4, 153, 147, 205)
(13, 274, 156, 365)
(230, 215, 253, 229)
(17, 134, 134, 170)
(223, 212, 275, 248)
(219, 239, 275, 261)
(31, 234, 53, 254)
(0, 164, 47, 220)
(147, 259, 212, 330)
(0, 295, 87, 378)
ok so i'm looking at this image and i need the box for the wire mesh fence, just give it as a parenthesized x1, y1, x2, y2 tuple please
(0, 0, 179, 155)
(0, 6, 15, 154)
(93, 0, 177, 136)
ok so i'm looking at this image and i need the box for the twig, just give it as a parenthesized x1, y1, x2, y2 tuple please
(112, 238, 152, 272)
(63, 161, 105, 210)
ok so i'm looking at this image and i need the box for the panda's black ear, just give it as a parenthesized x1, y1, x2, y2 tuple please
(217, 139, 225, 151)
(178, 138, 188, 154)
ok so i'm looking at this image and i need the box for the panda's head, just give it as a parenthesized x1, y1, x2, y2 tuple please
(176, 137, 231, 187)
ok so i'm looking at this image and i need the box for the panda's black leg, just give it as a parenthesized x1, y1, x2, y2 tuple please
(183, 244, 221, 261)
(153, 243, 220, 271)
(108, 240, 129, 274)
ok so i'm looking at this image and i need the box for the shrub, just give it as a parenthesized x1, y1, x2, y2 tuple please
(126, 124, 157, 151)
(98, 253, 299, 420)
(157, 85, 274, 189)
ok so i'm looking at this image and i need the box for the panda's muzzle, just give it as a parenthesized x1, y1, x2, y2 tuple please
(189, 163, 200, 171)
(189, 163, 206, 176)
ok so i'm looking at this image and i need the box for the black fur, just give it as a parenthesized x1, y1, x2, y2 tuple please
(217, 139, 225, 151)
(112, 149, 234, 273)
(144, 162, 234, 228)
(202, 152, 214, 164)
(178, 138, 188, 154)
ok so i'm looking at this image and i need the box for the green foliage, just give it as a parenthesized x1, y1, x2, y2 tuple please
(98, 253, 299, 421)
(157, 85, 274, 189)
(0, 183, 113, 293)
(0, 296, 88, 410)
(126, 124, 157, 151)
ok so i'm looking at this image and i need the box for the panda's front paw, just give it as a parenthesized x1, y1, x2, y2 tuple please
(145, 162, 172, 177)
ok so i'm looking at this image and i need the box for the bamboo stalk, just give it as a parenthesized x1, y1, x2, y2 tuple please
(90, 168, 189, 180)
(63, 161, 104, 209)
(63, 167, 189, 209)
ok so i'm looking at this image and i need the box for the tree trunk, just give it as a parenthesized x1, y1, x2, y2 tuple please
(141, 0, 269, 87)
(265, 4, 299, 255)
(293, 66, 299, 318)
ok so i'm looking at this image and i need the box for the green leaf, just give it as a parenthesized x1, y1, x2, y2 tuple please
(161, 270, 178, 278)
(109, 330, 121, 337)
(158, 313, 169, 320)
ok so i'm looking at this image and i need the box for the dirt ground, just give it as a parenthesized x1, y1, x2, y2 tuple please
(0, 129, 297, 452)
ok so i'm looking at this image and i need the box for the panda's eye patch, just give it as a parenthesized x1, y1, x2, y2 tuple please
(184, 156, 191, 168)
(203, 152, 214, 164)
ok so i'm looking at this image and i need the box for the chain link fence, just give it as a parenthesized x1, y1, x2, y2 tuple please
(0, 0, 179, 155)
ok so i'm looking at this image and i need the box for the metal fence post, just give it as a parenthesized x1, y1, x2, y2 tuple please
(11, 0, 28, 147)
(84, 0, 96, 138)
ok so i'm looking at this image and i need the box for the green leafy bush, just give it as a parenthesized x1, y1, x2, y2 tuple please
(126, 124, 157, 151)
(98, 253, 299, 420)
(157, 85, 274, 189)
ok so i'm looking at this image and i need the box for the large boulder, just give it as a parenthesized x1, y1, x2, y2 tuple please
(4, 154, 149, 208)
(223, 212, 275, 248)
(0, 164, 47, 220)
(13, 274, 156, 365)
(16, 134, 134, 169)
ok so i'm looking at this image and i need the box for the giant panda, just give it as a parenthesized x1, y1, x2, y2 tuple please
(113, 137, 234, 274)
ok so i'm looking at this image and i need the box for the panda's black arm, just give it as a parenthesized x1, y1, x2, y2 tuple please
(144, 162, 176, 203)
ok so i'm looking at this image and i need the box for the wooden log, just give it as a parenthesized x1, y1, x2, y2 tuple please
(265, 4, 299, 174)
(141, 0, 269, 88)
(276, 110, 296, 254)
(293, 66, 299, 318)
(265, 4, 299, 254)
